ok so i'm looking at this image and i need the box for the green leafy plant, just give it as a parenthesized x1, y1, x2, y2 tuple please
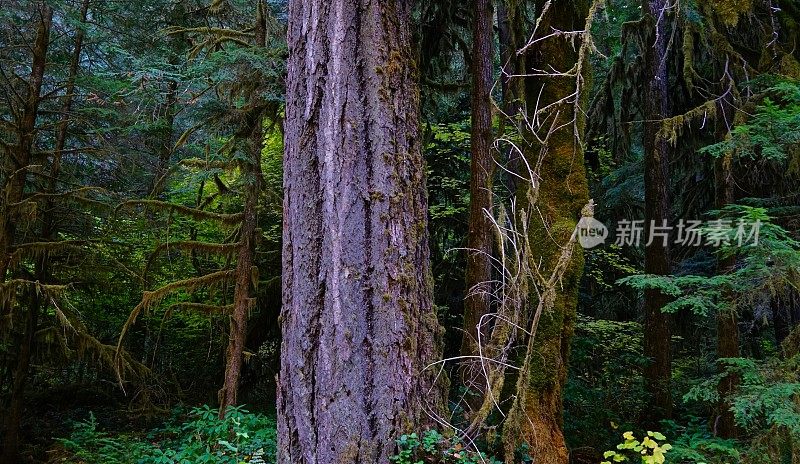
(601, 431, 673, 464)
(700, 81, 800, 164)
(139, 405, 276, 464)
(662, 420, 741, 464)
(565, 316, 647, 452)
(618, 205, 800, 317)
(57, 405, 276, 464)
(56, 412, 147, 464)
(390, 430, 501, 464)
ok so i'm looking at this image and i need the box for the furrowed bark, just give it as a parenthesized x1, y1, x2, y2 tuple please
(642, 0, 673, 421)
(460, 0, 495, 402)
(277, 0, 442, 462)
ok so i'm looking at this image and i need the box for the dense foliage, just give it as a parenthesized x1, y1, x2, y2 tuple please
(1, 0, 799, 462)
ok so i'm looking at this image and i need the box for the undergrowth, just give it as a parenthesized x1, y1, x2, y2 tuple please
(56, 405, 275, 464)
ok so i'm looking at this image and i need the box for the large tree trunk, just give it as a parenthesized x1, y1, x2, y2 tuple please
(460, 0, 495, 399)
(502, 1, 590, 462)
(641, 0, 673, 421)
(0, 6, 53, 462)
(277, 1, 442, 463)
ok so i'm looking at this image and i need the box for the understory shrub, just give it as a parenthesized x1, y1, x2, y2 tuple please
(390, 430, 501, 464)
(57, 405, 276, 463)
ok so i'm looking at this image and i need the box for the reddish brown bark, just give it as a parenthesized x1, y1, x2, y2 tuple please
(278, 0, 442, 462)
(642, 0, 673, 421)
(460, 0, 495, 392)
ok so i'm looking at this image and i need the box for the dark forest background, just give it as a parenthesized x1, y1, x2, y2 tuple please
(1, 0, 799, 463)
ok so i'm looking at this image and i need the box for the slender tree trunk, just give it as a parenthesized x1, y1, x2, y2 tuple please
(713, 148, 739, 437)
(774, 290, 800, 349)
(496, 0, 525, 194)
(496, 1, 513, 118)
(496, 0, 525, 120)
(0, 8, 52, 462)
(460, 0, 495, 398)
(218, 138, 261, 414)
(1, 291, 41, 464)
(42, 0, 89, 244)
(149, 80, 177, 197)
(503, 1, 590, 462)
(642, 0, 673, 421)
(278, 0, 442, 462)
(0, 4, 52, 285)
(715, 310, 739, 436)
(218, 0, 267, 416)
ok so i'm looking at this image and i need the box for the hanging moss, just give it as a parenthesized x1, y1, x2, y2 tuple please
(780, 54, 800, 79)
(144, 240, 239, 279)
(118, 200, 244, 224)
(115, 269, 237, 366)
(7, 240, 87, 270)
(704, 0, 754, 27)
(682, 25, 698, 93)
(657, 100, 718, 146)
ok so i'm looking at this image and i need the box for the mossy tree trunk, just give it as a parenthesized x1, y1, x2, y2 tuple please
(461, 0, 496, 400)
(218, 0, 267, 416)
(277, 0, 442, 462)
(0, 4, 51, 285)
(502, 1, 590, 462)
(642, 0, 673, 422)
(218, 126, 262, 416)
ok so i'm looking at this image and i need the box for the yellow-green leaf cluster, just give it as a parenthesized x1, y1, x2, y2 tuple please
(601, 431, 673, 464)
